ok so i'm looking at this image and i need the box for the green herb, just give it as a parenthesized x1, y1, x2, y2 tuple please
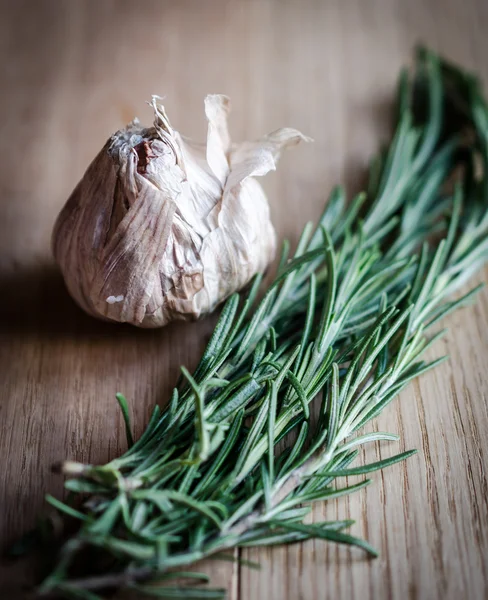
(38, 49, 488, 599)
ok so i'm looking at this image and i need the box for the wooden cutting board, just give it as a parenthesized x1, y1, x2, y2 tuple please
(1, 1, 487, 598)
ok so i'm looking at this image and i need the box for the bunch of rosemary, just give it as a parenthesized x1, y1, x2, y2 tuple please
(38, 49, 488, 599)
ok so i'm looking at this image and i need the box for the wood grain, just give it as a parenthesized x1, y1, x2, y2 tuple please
(1, 1, 487, 599)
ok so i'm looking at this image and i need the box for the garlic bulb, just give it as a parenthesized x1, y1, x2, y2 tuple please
(52, 95, 310, 328)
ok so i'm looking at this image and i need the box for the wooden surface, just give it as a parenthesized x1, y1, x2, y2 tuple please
(1, 1, 488, 599)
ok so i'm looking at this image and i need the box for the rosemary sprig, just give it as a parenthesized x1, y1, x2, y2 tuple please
(37, 49, 488, 600)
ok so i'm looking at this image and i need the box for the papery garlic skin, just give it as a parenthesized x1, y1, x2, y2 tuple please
(52, 95, 310, 328)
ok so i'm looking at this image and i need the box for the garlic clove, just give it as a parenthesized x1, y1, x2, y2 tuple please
(52, 95, 310, 328)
